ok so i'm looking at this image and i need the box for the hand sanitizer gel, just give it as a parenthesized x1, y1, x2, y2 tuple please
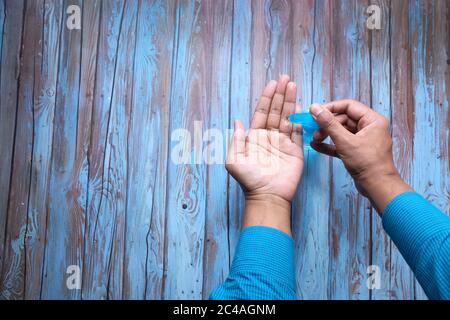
(288, 112, 320, 148)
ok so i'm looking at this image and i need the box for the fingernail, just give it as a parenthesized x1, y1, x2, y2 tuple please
(310, 104, 323, 117)
(287, 82, 296, 89)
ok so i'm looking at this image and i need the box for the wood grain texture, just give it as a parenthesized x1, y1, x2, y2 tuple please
(227, 0, 252, 260)
(388, 0, 416, 299)
(82, 0, 137, 300)
(164, 0, 211, 299)
(124, 0, 175, 300)
(41, 0, 82, 300)
(1, 0, 43, 299)
(82, 6, 124, 297)
(202, 0, 233, 299)
(409, 0, 449, 299)
(292, 0, 332, 299)
(74, 0, 101, 299)
(0, 0, 448, 300)
(0, 0, 25, 298)
(328, 0, 371, 300)
(25, 0, 63, 299)
(370, 0, 392, 300)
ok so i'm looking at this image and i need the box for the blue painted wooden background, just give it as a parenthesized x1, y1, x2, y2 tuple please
(0, 0, 448, 300)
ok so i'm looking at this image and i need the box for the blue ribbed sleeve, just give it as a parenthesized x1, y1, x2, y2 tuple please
(209, 226, 296, 300)
(382, 192, 450, 300)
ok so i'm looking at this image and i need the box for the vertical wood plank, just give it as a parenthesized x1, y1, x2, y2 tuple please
(0, 0, 6, 267)
(0, 0, 43, 300)
(41, 0, 82, 300)
(0, 0, 4, 63)
(227, 0, 252, 259)
(446, 0, 450, 176)
(249, 0, 271, 109)
(409, 0, 450, 300)
(291, 0, 332, 299)
(369, 0, 391, 300)
(202, 0, 233, 298)
(95, 0, 137, 300)
(388, 0, 416, 300)
(123, 0, 175, 300)
(248, 0, 293, 101)
(24, 0, 63, 299)
(328, 0, 371, 299)
(71, 0, 101, 299)
(164, 0, 214, 299)
(291, 0, 314, 109)
(265, 0, 293, 78)
(444, 0, 450, 200)
(0, 0, 25, 293)
(81, 0, 126, 299)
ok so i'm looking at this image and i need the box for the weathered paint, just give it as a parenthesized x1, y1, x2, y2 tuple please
(1, 0, 43, 300)
(25, 0, 63, 299)
(0, 0, 25, 299)
(124, 0, 175, 300)
(385, 0, 416, 299)
(81, 0, 137, 300)
(292, 0, 331, 300)
(202, 0, 233, 299)
(227, 0, 252, 260)
(409, 0, 449, 299)
(41, 0, 82, 300)
(327, 0, 372, 300)
(164, 0, 211, 299)
(0, 0, 448, 300)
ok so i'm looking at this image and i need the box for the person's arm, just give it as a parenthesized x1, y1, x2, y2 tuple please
(209, 196, 296, 300)
(310, 100, 450, 300)
(210, 75, 303, 300)
(382, 191, 450, 300)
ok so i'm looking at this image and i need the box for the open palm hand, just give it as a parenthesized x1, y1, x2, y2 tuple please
(226, 76, 304, 203)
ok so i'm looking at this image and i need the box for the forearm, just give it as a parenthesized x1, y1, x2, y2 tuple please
(209, 226, 296, 300)
(382, 192, 450, 300)
(358, 170, 450, 299)
(210, 195, 296, 300)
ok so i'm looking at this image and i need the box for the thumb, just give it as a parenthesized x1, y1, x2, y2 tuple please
(227, 119, 246, 164)
(309, 103, 351, 145)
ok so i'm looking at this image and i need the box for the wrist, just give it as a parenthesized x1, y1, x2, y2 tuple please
(245, 192, 292, 207)
(243, 193, 292, 236)
(359, 170, 412, 214)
